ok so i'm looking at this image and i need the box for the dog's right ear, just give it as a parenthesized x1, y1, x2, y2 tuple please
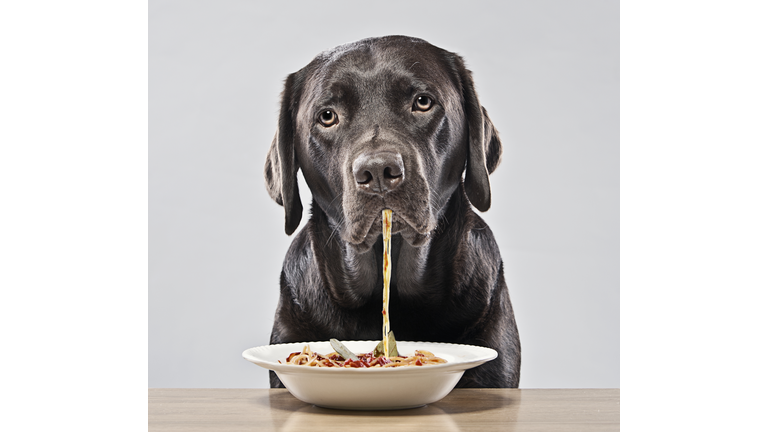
(264, 72, 303, 235)
(453, 55, 502, 212)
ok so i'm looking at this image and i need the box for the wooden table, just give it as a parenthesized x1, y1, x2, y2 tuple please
(149, 388, 619, 431)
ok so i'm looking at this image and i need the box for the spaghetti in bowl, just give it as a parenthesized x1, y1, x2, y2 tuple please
(242, 340, 497, 410)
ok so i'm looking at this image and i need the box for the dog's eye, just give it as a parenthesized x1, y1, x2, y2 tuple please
(413, 96, 433, 112)
(318, 110, 338, 127)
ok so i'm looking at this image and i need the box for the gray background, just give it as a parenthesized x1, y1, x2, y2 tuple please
(150, 0, 618, 388)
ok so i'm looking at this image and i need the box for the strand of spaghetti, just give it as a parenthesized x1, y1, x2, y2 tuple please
(382, 209, 393, 356)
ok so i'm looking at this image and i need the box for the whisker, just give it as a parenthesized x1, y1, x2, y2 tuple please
(329, 191, 343, 206)
(322, 192, 344, 248)
(324, 226, 339, 248)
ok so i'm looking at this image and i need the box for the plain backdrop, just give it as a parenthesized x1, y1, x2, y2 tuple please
(149, 0, 618, 389)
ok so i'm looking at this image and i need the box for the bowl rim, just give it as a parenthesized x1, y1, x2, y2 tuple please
(242, 340, 498, 375)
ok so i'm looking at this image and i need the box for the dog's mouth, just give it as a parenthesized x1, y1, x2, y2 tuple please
(343, 206, 434, 253)
(338, 152, 436, 253)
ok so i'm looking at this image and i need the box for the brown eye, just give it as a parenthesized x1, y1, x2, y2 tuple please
(413, 95, 433, 112)
(318, 110, 338, 127)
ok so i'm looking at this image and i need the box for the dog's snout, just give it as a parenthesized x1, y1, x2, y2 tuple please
(352, 152, 404, 195)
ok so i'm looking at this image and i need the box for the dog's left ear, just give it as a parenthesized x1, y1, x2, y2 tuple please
(264, 72, 303, 235)
(454, 56, 502, 212)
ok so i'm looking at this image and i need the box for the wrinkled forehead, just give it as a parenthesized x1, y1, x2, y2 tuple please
(302, 41, 460, 107)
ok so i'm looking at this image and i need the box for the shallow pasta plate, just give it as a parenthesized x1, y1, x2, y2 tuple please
(242, 340, 497, 410)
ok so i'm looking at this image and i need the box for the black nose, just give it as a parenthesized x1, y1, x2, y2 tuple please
(352, 151, 404, 195)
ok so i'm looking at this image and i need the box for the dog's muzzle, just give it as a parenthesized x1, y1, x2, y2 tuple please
(342, 148, 432, 251)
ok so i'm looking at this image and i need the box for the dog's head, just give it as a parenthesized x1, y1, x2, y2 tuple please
(265, 36, 501, 251)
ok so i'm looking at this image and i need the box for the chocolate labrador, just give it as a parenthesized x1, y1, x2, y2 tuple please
(264, 36, 520, 387)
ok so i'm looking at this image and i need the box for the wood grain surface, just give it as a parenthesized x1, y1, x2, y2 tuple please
(149, 388, 619, 431)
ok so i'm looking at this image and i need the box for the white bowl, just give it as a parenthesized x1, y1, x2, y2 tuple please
(242, 340, 497, 410)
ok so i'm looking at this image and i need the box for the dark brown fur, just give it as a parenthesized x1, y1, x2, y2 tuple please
(264, 36, 520, 388)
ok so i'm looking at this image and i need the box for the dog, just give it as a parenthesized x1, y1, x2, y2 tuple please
(264, 35, 520, 388)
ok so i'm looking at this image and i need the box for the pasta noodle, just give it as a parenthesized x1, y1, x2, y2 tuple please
(277, 210, 447, 368)
(382, 209, 392, 355)
(280, 344, 447, 368)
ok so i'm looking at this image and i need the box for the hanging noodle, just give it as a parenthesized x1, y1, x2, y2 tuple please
(277, 209, 447, 368)
(382, 209, 393, 355)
